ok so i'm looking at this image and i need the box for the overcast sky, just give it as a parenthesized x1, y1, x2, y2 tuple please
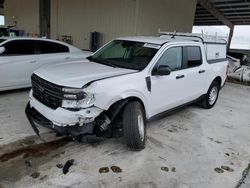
(0, 16, 4, 26)
(193, 25, 250, 50)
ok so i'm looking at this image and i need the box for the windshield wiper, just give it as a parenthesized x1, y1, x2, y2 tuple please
(86, 56, 93, 61)
(91, 58, 117, 68)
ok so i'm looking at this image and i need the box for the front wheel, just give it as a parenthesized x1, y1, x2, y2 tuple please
(201, 81, 220, 109)
(123, 101, 146, 150)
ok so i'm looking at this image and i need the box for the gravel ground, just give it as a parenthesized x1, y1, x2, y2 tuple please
(0, 83, 250, 188)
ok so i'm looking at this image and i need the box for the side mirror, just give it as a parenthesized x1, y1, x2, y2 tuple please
(154, 65, 171, 76)
(0, 47, 5, 54)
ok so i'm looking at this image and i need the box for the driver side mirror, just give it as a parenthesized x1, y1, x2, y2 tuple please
(153, 65, 171, 76)
(0, 47, 5, 54)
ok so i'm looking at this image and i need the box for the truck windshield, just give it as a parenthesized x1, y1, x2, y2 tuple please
(90, 40, 159, 70)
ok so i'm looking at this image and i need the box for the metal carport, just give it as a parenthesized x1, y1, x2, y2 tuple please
(194, 0, 250, 48)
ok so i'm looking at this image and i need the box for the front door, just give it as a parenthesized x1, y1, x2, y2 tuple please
(150, 46, 187, 115)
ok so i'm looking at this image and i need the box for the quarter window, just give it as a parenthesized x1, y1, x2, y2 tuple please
(38, 41, 69, 54)
(186, 46, 202, 68)
(157, 47, 182, 71)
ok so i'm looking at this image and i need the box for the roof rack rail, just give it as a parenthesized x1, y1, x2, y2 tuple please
(159, 31, 227, 44)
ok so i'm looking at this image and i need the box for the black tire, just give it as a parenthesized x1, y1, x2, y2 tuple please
(123, 101, 146, 150)
(201, 81, 220, 109)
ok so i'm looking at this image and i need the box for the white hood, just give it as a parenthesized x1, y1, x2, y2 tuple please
(34, 60, 137, 88)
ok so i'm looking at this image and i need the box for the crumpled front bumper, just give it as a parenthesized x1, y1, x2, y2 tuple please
(29, 91, 103, 127)
(25, 103, 96, 137)
(25, 93, 104, 137)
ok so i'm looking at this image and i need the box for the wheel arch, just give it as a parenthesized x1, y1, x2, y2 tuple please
(204, 76, 222, 95)
(104, 95, 149, 121)
(213, 76, 222, 87)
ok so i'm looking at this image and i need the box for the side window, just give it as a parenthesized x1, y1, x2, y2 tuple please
(38, 41, 69, 54)
(1, 40, 35, 56)
(186, 46, 202, 68)
(157, 47, 182, 71)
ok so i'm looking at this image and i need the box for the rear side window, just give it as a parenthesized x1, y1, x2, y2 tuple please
(38, 41, 69, 54)
(186, 46, 202, 68)
(1, 40, 35, 55)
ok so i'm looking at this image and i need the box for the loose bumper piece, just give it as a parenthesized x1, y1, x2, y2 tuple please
(25, 102, 96, 137)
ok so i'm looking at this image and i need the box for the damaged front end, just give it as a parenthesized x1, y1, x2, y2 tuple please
(25, 97, 127, 142)
(25, 74, 127, 142)
(25, 101, 115, 141)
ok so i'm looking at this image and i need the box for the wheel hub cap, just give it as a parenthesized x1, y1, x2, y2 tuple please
(208, 86, 218, 105)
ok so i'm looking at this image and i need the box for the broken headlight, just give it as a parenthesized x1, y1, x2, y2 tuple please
(62, 88, 95, 109)
(62, 88, 87, 100)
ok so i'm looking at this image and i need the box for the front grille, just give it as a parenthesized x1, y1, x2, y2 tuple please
(31, 74, 63, 109)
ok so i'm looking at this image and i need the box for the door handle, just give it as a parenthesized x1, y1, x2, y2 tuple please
(176, 75, 185, 79)
(199, 70, 205, 74)
(65, 57, 71, 60)
(29, 60, 37, 64)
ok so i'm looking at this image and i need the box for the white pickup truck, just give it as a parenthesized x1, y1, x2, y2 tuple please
(26, 32, 228, 150)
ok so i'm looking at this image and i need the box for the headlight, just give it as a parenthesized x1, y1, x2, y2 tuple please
(62, 88, 86, 100)
(63, 88, 83, 94)
(62, 92, 95, 109)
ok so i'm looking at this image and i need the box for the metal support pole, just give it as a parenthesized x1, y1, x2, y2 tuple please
(39, 0, 51, 38)
(228, 26, 234, 51)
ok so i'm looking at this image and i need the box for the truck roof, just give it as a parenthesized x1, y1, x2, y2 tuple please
(117, 32, 227, 45)
(116, 36, 172, 45)
(117, 36, 205, 45)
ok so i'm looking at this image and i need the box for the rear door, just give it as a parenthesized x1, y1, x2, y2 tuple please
(182, 46, 207, 99)
(0, 40, 38, 89)
(36, 40, 72, 67)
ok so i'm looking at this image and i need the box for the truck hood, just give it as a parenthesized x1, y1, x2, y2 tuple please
(34, 60, 137, 88)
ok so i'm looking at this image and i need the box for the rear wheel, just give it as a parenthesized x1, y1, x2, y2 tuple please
(123, 101, 146, 150)
(201, 81, 220, 109)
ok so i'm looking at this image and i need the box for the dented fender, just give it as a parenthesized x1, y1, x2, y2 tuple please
(94, 90, 150, 119)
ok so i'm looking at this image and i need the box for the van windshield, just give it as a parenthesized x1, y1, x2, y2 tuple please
(90, 40, 159, 70)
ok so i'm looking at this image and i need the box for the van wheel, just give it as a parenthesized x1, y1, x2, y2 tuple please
(123, 101, 146, 150)
(201, 81, 220, 109)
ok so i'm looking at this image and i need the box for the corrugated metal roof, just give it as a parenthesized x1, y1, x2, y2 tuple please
(194, 0, 250, 25)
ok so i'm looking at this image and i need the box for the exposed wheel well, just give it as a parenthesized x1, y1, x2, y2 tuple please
(213, 76, 222, 87)
(126, 97, 145, 110)
(106, 97, 146, 121)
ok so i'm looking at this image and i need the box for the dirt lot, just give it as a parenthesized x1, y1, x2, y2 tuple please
(0, 83, 250, 188)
